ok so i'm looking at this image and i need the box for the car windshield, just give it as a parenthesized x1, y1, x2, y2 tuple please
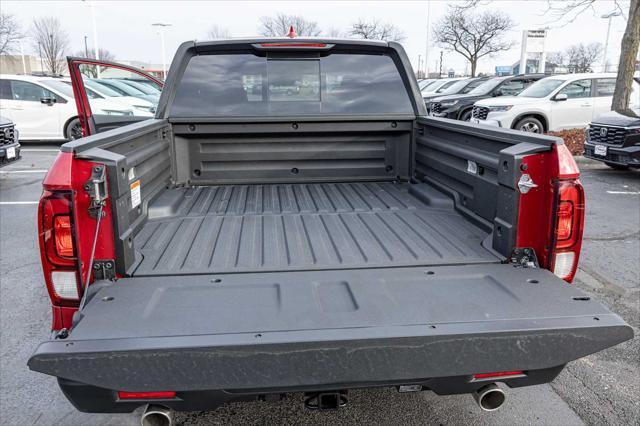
(41, 80, 74, 98)
(518, 79, 566, 98)
(119, 79, 160, 95)
(418, 80, 434, 89)
(85, 79, 123, 97)
(95, 79, 146, 97)
(438, 79, 469, 95)
(467, 77, 505, 95)
(435, 80, 461, 93)
(460, 79, 486, 94)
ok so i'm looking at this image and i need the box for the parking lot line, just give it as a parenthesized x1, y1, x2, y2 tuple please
(0, 201, 39, 205)
(606, 191, 640, 195)
(0, 169, 48, 174)
(20, 148, 60, 152)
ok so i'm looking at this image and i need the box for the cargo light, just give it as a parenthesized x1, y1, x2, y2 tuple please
(118, 391, 177, 400)
(259, 42, 328, 48)
(473, 371, 525, 380)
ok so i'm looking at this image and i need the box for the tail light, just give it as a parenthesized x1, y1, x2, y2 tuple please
(39, 190, 82, 303)
(515, 144, 584, 283)
(550, 179, 584, 282)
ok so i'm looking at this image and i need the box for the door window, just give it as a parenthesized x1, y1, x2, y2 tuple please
(594, 79, 615, 97)
(9, 80, 51, 102)
(558, 79, 592, 99)
(76, 63, 161, 116)
(0, 80, 11, 99)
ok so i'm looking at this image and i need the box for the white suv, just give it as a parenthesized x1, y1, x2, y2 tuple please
(471, 73, 640, 133)
(0, 75, 134, 141)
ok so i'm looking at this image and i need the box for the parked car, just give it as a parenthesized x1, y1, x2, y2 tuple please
(82, 79, 157, 116)
(421, 77, 467, 96)
(0, 115, 20, 166)
(0, 74, 133, 141)
(28, 41, 631, 424)
(471, 73, 639, 133)
(428, 74, 545, 121)
(423, 77, 489, 104)
(584, 111, 640, 169)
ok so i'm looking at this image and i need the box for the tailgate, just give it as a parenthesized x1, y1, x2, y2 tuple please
(29, 264, 632, 392)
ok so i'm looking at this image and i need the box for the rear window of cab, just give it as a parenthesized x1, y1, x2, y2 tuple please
(170, 53, 414, 117)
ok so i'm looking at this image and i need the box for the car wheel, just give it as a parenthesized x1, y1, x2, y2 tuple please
(459, 110, 472, 122)
(65, 118, 83, 140)
(604, 162, 629, 170)
(515, 117, 544, 134)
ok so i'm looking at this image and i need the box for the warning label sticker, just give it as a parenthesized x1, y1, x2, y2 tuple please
(130, 179, 141, 208)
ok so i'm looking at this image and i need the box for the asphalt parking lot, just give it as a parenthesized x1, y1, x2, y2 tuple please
(0, 146, 638, 426)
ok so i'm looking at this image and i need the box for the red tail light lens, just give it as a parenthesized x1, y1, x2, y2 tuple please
(117, 391, 176, 400)
(54, 215, 74, 258)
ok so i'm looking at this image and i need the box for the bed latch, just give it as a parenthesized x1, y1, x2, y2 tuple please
(518, 174, 538, 194)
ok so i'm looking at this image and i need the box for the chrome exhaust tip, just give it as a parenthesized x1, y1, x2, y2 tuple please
(141, 404, 173, 426)
(472, 383, 506, 412)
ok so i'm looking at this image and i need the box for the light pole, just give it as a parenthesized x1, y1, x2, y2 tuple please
(425, 0, 431, 78)
(152, 23, 172, 80)
(82, 0, 101, 75)
(601, 10, 622, 72)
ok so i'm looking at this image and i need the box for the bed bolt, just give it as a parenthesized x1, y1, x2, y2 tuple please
(520, 163, 528, 171)
(93, 263, 101, 270)
(391, 121, 397, 128)
(292, 123, 299, 129)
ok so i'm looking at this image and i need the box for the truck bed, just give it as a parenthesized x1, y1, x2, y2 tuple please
(132, 181, 499, 276)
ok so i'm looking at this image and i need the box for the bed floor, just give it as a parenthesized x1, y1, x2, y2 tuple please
(133, 181, 498, 276)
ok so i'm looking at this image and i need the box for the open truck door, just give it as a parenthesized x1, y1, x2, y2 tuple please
(67, 57, 164, 137)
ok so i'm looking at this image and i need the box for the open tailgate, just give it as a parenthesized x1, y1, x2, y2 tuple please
(29, 264, 632, 392)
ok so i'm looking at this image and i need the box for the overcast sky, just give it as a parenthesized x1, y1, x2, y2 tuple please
(4, 0, 629, 74)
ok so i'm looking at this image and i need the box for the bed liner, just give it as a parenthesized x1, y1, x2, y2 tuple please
(132, 181, 499, 276)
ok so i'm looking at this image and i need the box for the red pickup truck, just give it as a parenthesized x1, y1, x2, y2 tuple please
(29, 39, 632, 425)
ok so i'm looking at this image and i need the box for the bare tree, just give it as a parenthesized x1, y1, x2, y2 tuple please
(72, 48, 116, 77)
(564, 42, 602, 73)
(258, 13, 321, 37)
(546, 51, 566, 73)
(31, 17, 69, 75)
(348, 19, 406, 42)
(325, 27, 344, 38)
(0, 12, 24, 56)
(206, 25, 231, 40)
(544, 0, 638, 116)
(432, 8, 514, 77)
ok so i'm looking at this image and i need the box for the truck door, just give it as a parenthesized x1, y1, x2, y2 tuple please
(66, 57, 164, 138)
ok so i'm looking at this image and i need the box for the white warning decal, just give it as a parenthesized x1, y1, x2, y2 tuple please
(130, 179, 141, 208)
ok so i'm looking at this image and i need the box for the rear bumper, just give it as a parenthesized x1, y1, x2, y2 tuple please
(59, 366, 566, 413)
(584, 141, 640, 167)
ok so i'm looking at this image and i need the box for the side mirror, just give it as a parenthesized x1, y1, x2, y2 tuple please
(492, 89, 503, 97)
(40, 97, 56, 106)
(553, 93, 568, 102)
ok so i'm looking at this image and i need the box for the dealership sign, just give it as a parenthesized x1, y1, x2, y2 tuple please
(525, 30, 547, 53)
